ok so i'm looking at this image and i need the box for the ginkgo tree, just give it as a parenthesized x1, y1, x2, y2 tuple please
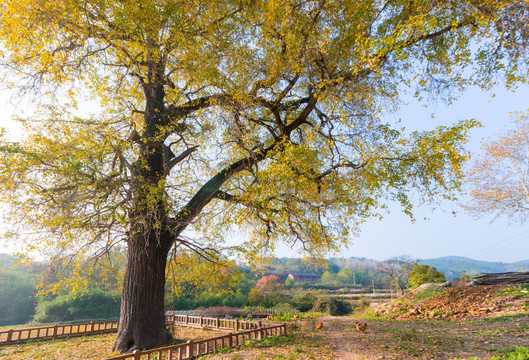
(0, 0, 528, 353)
(466, 113, 529, 223)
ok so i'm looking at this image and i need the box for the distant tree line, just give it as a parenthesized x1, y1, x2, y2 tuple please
(0, 252, 475, 326)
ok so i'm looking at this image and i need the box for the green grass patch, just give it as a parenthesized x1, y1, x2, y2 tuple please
(242, 334, 295, 349)
(455, 346, 529, 360)
(470, 314, 528, 324)
(293, 311, 324, 319)
(489, 346, 529, 360)
(497, 284, 529, 297)
(411, 284, 446, 304)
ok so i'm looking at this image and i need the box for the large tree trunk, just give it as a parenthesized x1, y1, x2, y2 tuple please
(112, 73, 176, 353)
(112, 233, 172, 353)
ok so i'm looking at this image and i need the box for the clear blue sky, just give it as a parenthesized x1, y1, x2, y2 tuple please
(1, 84, 528, 263)
(335, 85, 529, 263)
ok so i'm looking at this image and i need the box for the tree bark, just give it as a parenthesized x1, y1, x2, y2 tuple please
(112, 232, 172, 353)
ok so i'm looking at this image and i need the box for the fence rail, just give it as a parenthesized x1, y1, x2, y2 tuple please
(0, 320, 119, 345)
(166, 314, 263, 332)
(103, 323, 287, 360)
(0, 315, 273, 346)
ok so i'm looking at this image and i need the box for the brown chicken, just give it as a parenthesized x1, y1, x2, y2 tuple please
(293, 314, 299, 319)
(315, 322, 323, 330)
(356, 322, 368, 332)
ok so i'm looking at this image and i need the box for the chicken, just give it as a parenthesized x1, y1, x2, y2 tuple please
(293, 314, 299, 319)
(315, 322, 323, 330)
(356, 322, 368, 332)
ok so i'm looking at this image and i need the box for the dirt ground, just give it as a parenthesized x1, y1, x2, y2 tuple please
(205, 285, 529, 360)
(204, 314, 529, 360)
(1, 285, 528, 359)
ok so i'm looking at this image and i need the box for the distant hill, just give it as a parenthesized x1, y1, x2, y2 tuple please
(262, 255, 529, 281)
(419, 256, 529, 280)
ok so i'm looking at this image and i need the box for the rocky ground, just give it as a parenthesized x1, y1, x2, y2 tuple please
(374, 283, 529, 320)
(205, 283, 529, 359)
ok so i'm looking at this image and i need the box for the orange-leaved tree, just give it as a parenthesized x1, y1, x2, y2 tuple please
(0, 0, 528, 353)
(466, 113, 529, 223)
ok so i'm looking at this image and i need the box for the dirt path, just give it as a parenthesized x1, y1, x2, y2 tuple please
(1, 315, 528, 359)
(205, 314, 529, 359)
(320, 315, 529, 360)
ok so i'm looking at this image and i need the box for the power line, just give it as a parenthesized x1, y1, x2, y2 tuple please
(467, 228, 529, 258)
(471, 232, 529, 260)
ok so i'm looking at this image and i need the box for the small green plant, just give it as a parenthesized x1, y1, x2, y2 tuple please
(355, 296, 370, 311)
(244, 334, 295, 348)
(412, 284, 446, 303)
(488, 346, 529, 360)
(498, 284, 529, 297)
(216, 347, 232, 354)
(298, 311, 324, 319)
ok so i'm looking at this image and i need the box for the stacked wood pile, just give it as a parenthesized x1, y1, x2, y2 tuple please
(473, 272, 529, 285)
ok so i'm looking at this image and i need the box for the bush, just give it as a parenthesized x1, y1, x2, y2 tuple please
(284, 277, 295, 289)
(290, 291, 316, 312)
(34, 289, 120, 323)
(328, 297, 351, 316)
(0, 271, 37, 326)
(355, 296, 371, 311)
(407, 264, 446, 289)
(196, 306, 240, 317)
(222, 289, 248, 307)
(312, 295, 351, 316)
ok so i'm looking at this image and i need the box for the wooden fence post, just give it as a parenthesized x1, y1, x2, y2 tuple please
(185, 315, 189, 325)
(235, 319, 239, 331)
(186, 340, 193, 358)
(216, 317, 220, 330)
(90, 321, 94, 333)
(6, 329, 13, 343)
(228, 333, 233, 348)
(200, 316, 203, 327)
(133, 349, 141, 360)
(282, 323, 287, 335)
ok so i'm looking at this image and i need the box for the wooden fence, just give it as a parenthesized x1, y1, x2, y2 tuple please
(0, 315, 275, 346)
(103, 323, 287, 360)
(0, 320, 119, 345)
(166, 314, 263, 332)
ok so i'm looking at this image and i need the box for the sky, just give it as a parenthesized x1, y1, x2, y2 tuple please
(1, 84, 528, 264)
(337, 84, 529, 264)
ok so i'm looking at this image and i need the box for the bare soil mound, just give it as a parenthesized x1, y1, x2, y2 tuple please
(375, 283, 529, 320)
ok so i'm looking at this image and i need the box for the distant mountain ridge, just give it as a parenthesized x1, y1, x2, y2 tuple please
(419, 256, 529, 280)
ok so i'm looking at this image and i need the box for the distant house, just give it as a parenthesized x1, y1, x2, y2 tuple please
(287, 273, 320, 283)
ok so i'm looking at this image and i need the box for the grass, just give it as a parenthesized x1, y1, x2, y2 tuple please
(455, 346, 529, 360)
(411, 284, 446, 303)
(497, 284, 529, 297)
(0, 333, 116, 359)
(469, 314, 528, 324)
(242, 334, 296, 349)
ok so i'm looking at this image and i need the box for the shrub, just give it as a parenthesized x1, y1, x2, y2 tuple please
(355, 296, 371, 311)
(0, 271, 37, 326)
(312, 295, 351, 316)
(34, 289, 120, 323)
(290, 291, 316, 312)
(222, 289, 248, 307)
(328, 297, 351, 316)
(312, 295, 331, 313)
(407, 264, 446, 289)
(284, 277, 295, 289)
